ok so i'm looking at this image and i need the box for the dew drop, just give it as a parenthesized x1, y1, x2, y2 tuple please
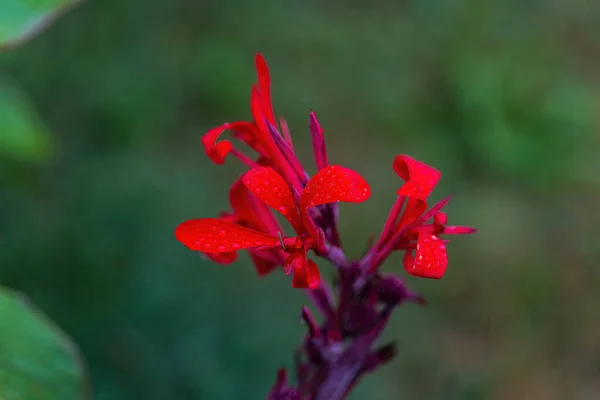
(217, 245, 227, 252)
(219, 230, 226, 237)
(204, 243, 212, 249)
(255, 241, 264, 245)
(277, 205, 287, 213)
(232, 243, 241, 249)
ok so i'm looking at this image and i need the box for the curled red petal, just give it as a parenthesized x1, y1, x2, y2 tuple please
(175, 218, 279, 253)
(255, 53, 276, 126)
(404, 233, 448, 279)
(393, 155, 441, 199)
(202, 126, 233, 165)
(300, 165, 370, 213)
(242, 167, 303, 232)
(202, 122, 265, 165)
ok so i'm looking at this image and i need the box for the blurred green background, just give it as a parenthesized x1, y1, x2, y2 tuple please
(1, 0, 600, 398)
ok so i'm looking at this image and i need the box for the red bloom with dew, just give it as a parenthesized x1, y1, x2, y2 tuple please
(174, 53, 476, 399)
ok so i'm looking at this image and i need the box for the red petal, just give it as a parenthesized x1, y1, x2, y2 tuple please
(305, 258, 321, 289)
(434, 212, 448, 226)
(396, 198, 428, 231)
(417, 196, 452, 225)
(175, 219, 279, 253)
(255, 53, 276, 126)
(285, 252, 306, 287)
(396, 181, 422, 198)
(393, 155, 441, 199)
(201, 126, 233, 165)
(205, 252, 238, 264)
(443, 226, 478, 235)
(202, 122, 265, 164)
(229, 178, 282, 236)
(300, 165, 370, 213)
(403, 233, 448, 279)
(285, 252, 320, 289)
(242, 167, 303, 232)
(250, 85, 268, 134)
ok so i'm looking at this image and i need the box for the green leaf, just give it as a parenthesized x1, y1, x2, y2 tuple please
(0, 80, 55, 163)
(0, 0, 85, 50)
(0, 286, 87, 400)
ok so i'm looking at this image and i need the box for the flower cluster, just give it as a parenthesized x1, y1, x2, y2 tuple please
(175, 53, 476, 399)
(175, 54, 474, 288)
(175, 54, 474, 287)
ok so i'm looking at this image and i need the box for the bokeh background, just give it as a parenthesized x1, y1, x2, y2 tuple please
(1, 0, 600, 399)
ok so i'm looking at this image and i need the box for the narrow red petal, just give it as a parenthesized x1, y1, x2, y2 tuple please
(300, 165, 370, 213)
(417, 196, 452, 224)
(443, 226, 478, 235)
(279, 117, 294, 150)
(255, 53, 276, 126)
(242, 167, 303, 231)
(175, 218, 279, 253)
(404, 233, 448, 279)
(250, 85, 269, 134)
(309, 111, 329, 171)
(393, 155, 441, 199)
(396, 198, 428, 231)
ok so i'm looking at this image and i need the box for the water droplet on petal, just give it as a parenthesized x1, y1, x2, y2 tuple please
(219, 230, 226, 236)
(217, 245, 227, 252)
(232, 243, 241, 249)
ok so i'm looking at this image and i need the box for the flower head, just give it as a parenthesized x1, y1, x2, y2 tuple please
(176, 163, 370, 288)
(178, 53, 474, 288)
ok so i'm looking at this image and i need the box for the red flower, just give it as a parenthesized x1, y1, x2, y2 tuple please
(175, 164, 371, 288)
(370, 155, 475, 279)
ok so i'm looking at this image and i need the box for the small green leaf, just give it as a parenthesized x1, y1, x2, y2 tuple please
(0, 0, 85, 50)
(0, 286, 87, 400)
(0, 80, 55, 163)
